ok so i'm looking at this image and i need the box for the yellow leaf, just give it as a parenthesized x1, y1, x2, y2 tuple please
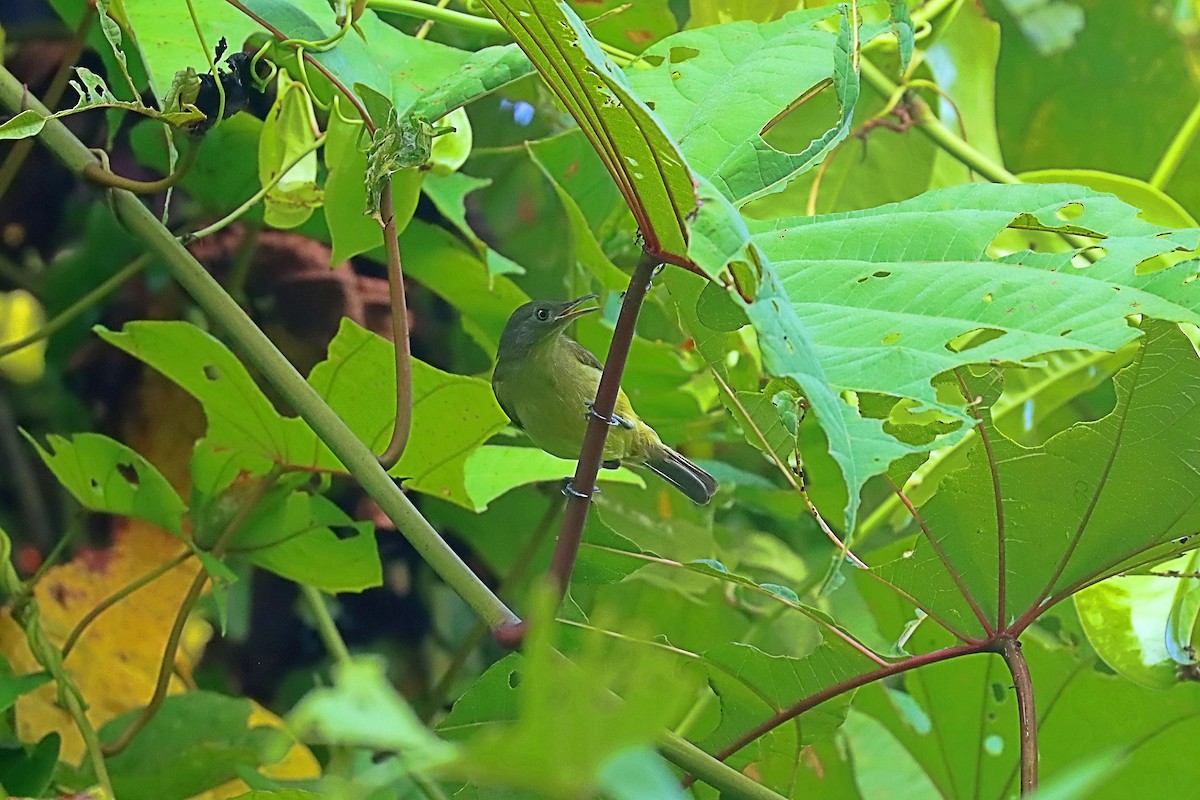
(0, 289, 46, 383)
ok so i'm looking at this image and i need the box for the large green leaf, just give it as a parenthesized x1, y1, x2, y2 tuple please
(227, 486, 381, 592)
(98, 319, 506, 507)
(307, 319, 508, 503)
(289, 657, 456, 766)
(878, 321, 1200, 638)
(696, 639, 872, 776)
(733, 183, 1200, 532)
(858, 626, 1200, 799)
(440, 593, 700, 799)
(625, 7, 863, 205)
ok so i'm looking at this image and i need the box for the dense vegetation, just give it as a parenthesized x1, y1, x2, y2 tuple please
(2, 0, 1200, 798)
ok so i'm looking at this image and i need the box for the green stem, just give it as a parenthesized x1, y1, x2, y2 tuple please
(186, 135, 326, 242)
(0, 253, 151, 360)
(0, 64, 519, 632)
(185, 0, 225, 126)
(368, 0, 636, 64)
(302, 584, 352, 665)
(82, 136, 200, 195)
(659, 733, 786, 800)
(859, 58, 1018, 184)
(62, 550, 192, 659)
(1150, 94, 1200, 190)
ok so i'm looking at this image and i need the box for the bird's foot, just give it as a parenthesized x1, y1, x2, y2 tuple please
(584, 402, 635, 429)
(601, 459, 620, 470)
(562, 480, 601, 500)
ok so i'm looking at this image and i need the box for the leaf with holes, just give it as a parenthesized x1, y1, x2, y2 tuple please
(225, 484, 381, 593)
(877, 320, 1200, 639)
(22, 432, 187, 535)
(730, 182, 1200, 533)
(625, 6, 872, 205)
(97, 320, 507, 507)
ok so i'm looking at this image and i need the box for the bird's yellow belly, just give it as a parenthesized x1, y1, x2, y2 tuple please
(494, 352, 643, 460)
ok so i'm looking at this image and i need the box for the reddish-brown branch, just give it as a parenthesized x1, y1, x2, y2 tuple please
(888, 477, 996, 638)
(375, 177, 413, 469)
(678, 641, 987, 786)
(953, 369, 1008, 630)
(999, 636, 1038, 794)
(551, 253, 657, 589)
(494, 253, 658, 649)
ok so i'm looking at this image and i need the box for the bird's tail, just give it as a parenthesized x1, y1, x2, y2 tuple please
(644, 445, 718, 505)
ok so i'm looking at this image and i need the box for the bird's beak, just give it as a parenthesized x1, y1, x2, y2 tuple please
(555, 294, 600, 323)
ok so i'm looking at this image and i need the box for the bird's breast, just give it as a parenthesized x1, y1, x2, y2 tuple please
(494, 345, 644, 461)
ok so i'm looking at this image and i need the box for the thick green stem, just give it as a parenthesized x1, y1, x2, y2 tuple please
(659, 734, 786, 800)
(859, 58, 1019, 184)
(1150, 94, 1200, 190)
(302, 584, 352, 665)
(0, 64, 519, 631)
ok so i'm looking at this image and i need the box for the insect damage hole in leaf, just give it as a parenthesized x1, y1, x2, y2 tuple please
(1056, 202, 1085, 221)
(1073, 246, 1109, 266)
(944, 327, 1008, 354)
(669, 46, 700, 64)
(115, 462, 140, 487)
(759, 78, 837, 154)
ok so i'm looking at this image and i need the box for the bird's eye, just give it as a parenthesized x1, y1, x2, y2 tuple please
(535, 308, 550, 321)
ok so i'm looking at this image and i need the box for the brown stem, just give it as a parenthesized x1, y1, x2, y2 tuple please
(375, 176, 413, 469)
(680, 640, 987, 785)
(494, 252, 658, 649)
(953, 369, 1007, 630)
(82, 136, 200, 195)
(101, 467, 281, 755)
(61, 549, 192, 658)
(551, 253, 655, 588)
(888, 477, 995, 638)
(999, 636, 1038, 794)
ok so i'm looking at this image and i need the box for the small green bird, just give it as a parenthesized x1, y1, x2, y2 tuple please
(492, 295, 718, 505)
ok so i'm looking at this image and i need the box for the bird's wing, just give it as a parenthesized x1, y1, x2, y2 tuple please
(497, 395, 525, 430)
(491, 370, 525, 430)
(566, 338, 604, 372)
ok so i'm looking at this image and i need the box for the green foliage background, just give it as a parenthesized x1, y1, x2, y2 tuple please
(3, 0, 1200, 798)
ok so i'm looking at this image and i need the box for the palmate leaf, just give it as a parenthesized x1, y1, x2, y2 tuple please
(877, 320, 1200, 639)
(855, 624, 1200, 799)
(712, 183, 1200, 532)
(98, 319, 506, 508)
(625, 6, 866, 206)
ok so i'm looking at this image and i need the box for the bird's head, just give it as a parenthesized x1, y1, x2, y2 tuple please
(497, 295, 600, 359)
